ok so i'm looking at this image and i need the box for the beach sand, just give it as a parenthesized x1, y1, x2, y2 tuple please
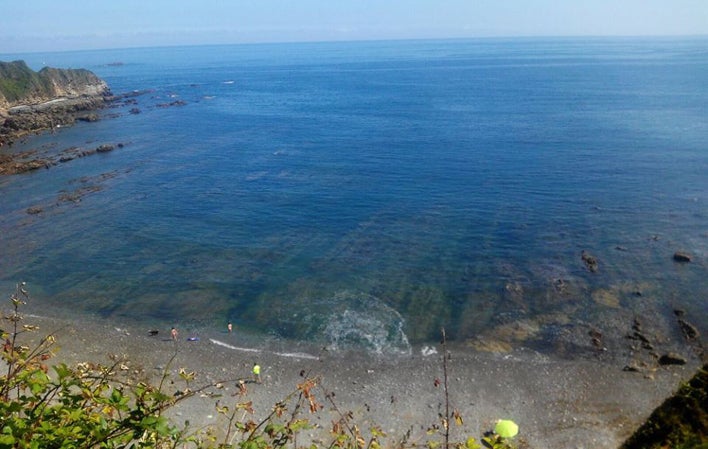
(11, 306, 701, 449)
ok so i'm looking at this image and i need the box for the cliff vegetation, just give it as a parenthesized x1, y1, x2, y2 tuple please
(621, 364, 707, 449)
(0, 60, 107, 109)
(0, 60, 110, 147)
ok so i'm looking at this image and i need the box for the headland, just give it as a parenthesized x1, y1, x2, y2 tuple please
(0, 60, 112, 146)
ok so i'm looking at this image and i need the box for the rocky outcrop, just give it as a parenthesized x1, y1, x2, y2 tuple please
(0, 60, 111, 146)
(0, 142, 126, 176)
(0, 60, 109, 108)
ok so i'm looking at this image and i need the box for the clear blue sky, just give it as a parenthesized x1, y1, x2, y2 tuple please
(2, 0, 707, 53)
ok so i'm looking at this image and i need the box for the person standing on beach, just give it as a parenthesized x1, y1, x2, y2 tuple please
(171, 326, 178, 341)
(252, 362, 261, 384)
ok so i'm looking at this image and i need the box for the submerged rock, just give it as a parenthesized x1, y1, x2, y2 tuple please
(156, 100, 187, 108)
(0, 157, 51, 174)
(467, 337, 513, 353)
(96, 144, 115, 153)
(581, 250, 599, 272)
(592, 289, 620, 308)
(1, 142, 125, 176)
(678, 318, 700, 341)
(77, 113, 99, 122)
(673, 251, 692, 262)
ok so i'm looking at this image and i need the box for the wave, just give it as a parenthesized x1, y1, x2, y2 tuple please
(319, 291, 412, 356)
(210, 338, 319, 360)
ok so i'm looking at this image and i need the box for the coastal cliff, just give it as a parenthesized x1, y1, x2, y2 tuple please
(0, 60, 111, 146)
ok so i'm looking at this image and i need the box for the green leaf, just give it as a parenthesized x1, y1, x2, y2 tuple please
(0, 433, 16, 446)
(110, 388, 124, 405)
(53, 363, 71, 379)
(466, 437, 482, 449)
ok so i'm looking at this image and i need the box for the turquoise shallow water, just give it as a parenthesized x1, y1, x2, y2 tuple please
(1, 37, 706, 355)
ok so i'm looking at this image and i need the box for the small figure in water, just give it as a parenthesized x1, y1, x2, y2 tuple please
(171, 326, 178, 341)
(228, 321, 233, 333)
(252, 362, 261, 384)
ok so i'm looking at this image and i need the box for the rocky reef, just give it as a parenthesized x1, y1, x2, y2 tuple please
(0, 60, 111, 146)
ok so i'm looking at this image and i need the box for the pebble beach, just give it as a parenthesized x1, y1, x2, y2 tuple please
(15, 306, 701, 449)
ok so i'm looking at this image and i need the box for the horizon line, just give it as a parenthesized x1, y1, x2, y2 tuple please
(2, 33, 707, 57)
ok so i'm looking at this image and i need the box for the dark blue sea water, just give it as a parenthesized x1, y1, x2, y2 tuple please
(1, 38, 706, 355)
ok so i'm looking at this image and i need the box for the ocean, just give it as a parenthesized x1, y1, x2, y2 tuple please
(1, 37, 706, 356)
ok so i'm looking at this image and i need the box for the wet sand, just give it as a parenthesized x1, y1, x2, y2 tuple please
(13, 308, 701, 449)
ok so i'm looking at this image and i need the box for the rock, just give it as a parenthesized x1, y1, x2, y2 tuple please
(553, 278, 567, 293)
(632, 318, 642, 332)
(76, 113, 99, 122)
(672, 252, 692, 262)
(623, 362, 641, 372)
(156, 100, 187, 108)
(2, 158, 50, 174)
(627, 331, 651, 344)
(26, 206, 42, 214)
(677, 319, 699, 341)
(591, 336, 603, 349)
(96, 144, 115, 153)
(581, 250, 599, 273)
(658, 353, 687, 366)
(588, 329, 607, 350)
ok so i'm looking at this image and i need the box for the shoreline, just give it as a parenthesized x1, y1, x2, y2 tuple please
(11, 301, 702, 449)
(2, 47, 706, 448)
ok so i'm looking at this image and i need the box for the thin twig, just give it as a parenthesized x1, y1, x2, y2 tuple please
(441, 327, 450, 449)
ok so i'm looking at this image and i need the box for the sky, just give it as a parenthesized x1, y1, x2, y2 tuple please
(2, 0, 707, 54)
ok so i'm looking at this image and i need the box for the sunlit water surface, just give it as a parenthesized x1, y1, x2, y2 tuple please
(1, 38, 706, 356)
